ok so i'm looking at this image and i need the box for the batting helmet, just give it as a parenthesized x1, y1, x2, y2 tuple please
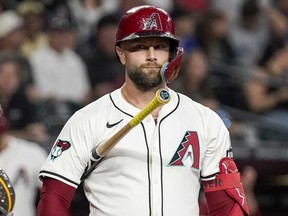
(116, 5, 179, 54)
(116, 5, 178, 42)
(0, 168, 15, 216)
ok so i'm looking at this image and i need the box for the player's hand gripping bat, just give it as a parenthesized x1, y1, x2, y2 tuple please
(81, 88, 171, 180)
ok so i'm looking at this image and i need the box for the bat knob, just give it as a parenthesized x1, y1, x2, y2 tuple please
(157, 89, 171, 104)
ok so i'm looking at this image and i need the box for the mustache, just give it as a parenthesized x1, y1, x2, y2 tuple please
(140, 63, 162, 69)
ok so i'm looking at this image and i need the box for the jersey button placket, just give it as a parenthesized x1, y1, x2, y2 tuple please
(148, 118, 162, 216)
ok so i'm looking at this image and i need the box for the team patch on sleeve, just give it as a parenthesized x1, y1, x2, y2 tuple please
(50, 139, 71, 161)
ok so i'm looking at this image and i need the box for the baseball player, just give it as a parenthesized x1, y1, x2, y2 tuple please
(37, 5, 249, 216)
(0, 105, 48, 216)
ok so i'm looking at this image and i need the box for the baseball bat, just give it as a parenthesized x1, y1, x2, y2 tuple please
(81, 88, 171, 180)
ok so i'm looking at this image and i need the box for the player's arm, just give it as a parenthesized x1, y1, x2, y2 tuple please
(201, 157, 250, 216)
(36, 178, 76, 216)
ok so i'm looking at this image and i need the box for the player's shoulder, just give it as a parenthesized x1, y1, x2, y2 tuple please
(176, 91, 210, 111)
(72, 88, 121, 120)
(9, 136, 47, 156)
(175, 91, 224, 122)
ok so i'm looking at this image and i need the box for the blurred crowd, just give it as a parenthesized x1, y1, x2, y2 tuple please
(1, 0, 288, 215)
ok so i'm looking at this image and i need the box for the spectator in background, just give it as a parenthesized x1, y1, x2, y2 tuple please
(116, 0, 146, 15)
(17, 1, 48, 57)
(210, 0, 243, 24)
(243, 45, 288, 141)
(171, 8, 198, 55)
(174, 0, 209, 14)
(241, 166, 262, 216)
(145, 0, 173, 12)
(194, 10, 252, 112)
(39, 0, 71, 21)
(0, 54, 48, 144)
(195, 10, 234, 63)
(28, 15, 91, 118)
(0, 104, 48, 216)
(67, 0, 116, 56)
(227, 0, 271, 67)
(84, 13, 124, 100)
(0, 10, 34, 88)
(170, 49, 218, 110)
(0, 10, 23, 53)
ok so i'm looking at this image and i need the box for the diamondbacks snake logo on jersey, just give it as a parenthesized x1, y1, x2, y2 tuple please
(168, 131, 200, 169)
(50, 139, 71, 160)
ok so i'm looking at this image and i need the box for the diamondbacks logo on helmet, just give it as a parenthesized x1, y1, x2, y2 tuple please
(168, 131, 200, 169)
(50, 139, 71, 160)
(144, 13, 163, 31)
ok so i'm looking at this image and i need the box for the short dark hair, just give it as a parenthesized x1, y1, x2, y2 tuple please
(96, 13, 121, 31)
(241, 0, 260, 17)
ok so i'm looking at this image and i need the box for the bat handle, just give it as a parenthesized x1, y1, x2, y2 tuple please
(80, 149, 103, 181)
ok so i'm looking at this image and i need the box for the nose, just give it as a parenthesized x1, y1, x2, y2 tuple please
(146, 47, 157, 61)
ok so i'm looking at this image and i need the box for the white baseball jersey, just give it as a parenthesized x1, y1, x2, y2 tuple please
(0, 136, 47, 216)
(39, 88, 232, 216)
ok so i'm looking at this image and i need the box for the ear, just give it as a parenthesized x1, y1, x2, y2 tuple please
(115, 46, 126, 65)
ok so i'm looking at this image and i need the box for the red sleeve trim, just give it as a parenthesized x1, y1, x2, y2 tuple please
(36, 178, 76, 216)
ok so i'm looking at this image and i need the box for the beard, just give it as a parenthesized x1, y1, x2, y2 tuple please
(127, 64, 163, 91)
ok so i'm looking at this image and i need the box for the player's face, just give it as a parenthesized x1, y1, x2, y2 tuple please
(117, 37, 170, 90)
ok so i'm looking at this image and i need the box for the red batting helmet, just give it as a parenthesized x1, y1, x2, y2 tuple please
(116, 5, 179, 47)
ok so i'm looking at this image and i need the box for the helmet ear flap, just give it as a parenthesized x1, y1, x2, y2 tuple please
(161, 47, 184, 83)
(169, 39, 179, 61)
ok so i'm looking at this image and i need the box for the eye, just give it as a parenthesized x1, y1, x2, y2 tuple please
(154, 44, 170, 51)
(137, 44, 146, 50)
(123, 44, 147, 52)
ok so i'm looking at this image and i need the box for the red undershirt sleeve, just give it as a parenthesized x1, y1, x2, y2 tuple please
(36, 178, 76, 216)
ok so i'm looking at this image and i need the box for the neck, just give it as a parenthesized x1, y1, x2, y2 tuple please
(121, 83, 166, 119)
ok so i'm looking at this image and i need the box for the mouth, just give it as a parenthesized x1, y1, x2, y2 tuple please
(142, 67, 161, 74)
(143, 66, 160, 69)
(142, 64, 161, 70)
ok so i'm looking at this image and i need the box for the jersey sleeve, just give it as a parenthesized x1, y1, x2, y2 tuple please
(32, 144, 48, 188)
(200, 108, 232, 180)
(39, 111, 94, 188)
